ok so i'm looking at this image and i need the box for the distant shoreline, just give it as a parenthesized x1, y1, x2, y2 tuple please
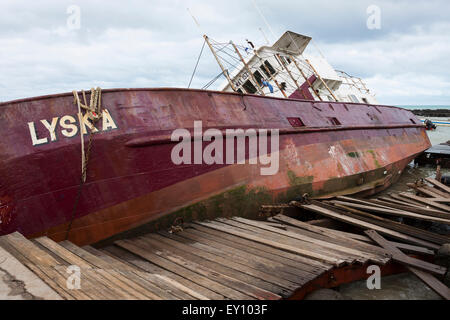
(408, 109, 450, 117)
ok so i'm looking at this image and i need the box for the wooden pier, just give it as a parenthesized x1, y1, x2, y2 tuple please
(415, 142, 450, 168)
(0, 178, 449, 300)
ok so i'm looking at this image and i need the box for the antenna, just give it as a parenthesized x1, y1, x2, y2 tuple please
(187, 8, 200, 28)
(252, 0, 277, 41)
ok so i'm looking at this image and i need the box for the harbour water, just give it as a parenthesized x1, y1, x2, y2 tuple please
(379, 112, 450, 196)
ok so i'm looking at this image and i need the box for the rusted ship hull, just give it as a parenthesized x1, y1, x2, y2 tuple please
(0, 88, 430, 245)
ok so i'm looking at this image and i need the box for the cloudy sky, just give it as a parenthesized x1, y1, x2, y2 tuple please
(1, 0, 449, 105)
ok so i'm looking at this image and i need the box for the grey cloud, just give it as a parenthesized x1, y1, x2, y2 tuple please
(0, 0, 449, 105)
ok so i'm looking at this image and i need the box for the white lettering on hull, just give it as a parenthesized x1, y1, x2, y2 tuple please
(28, 109, 118, 146)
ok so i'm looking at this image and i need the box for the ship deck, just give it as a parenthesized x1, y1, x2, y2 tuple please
(0, 178, 449, 300)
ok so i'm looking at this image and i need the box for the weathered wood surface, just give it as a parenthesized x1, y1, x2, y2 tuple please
(295, 202, 441, 249)
(0, 209, 400, 301)
(1, 186, 448, 302)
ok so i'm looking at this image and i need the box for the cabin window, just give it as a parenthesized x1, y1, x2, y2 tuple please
(263, 60, 276, 75)
(328, 117, 341, 126)
(260, 65, 271, 78)
(242, 80, 258, 94)
(280, 56, 291, 65)
(287, 117, 305, 127)
(253, 70, 264, 85)
(349, 95, 360, 103)
(362, 97, 369, 104)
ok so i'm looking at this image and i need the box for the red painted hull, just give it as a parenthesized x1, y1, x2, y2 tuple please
(0, 88, 430, 245)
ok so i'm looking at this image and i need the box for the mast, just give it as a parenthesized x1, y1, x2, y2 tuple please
(203, 35, 237, 92)
(230, 41, 265, 96)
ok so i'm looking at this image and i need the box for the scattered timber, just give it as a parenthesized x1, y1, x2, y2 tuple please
(0, 179, 448, 300)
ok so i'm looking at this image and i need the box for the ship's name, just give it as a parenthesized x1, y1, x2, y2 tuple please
(27, 109, 118, 146)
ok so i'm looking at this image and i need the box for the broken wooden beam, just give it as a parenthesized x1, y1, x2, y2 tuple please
(364, 230, 450, 300)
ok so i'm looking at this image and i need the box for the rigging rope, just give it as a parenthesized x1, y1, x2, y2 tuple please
(202, 71, 225, 89)
(188, 39, 206, 88)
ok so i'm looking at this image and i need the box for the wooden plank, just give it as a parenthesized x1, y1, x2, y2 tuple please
(364, 230, 450, 300)
(32, 240, 127, 300)
(0, 243, 62, 300)
(231, 217, 380, 262)
(217, 219, 356, 264)
(330, 200, 450, 224)
(83, 246, 196, 300)
(389, 241, 435, 256)
(179, 228, 318, 279)
(272, 215, 389, 257)
(420, 185, 450, 199)
(399, 193, 450, 213)
(34, 237, 155, 300)
(407, 268, 450, 300)
(115, 239, 253, 300)
(426, 177, 450, 194)
(137, 240, 277, 300)
(407, 183, 449, 199)
(426, 198, 450, 203)
(378, 196, 433, 210)
(297, 203, 440, 250)
(337, 196, 405, 210)
(102, 245, 223, 300)
(0, 234, 86, 300)
(409, 185, 441, 198)
(197, 220, 344, 266)
(327, 201, 449, 245)
(364, 231, 446, 276)
(142, 234, 286, 299)
(60, 241, 182, 300)
(371, 199, 447, 217)
(279, 224, 389, 265)
(149, 233, 300, 290)
(389, 193, 426, 207)
(190, 223, 328, 274)
(222, 218, 358, 263)
(160, 230, 313, 285)
(271, 216, 372, 243)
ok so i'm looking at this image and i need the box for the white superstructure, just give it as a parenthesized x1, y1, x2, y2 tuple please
(212, 31, 377, 104)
